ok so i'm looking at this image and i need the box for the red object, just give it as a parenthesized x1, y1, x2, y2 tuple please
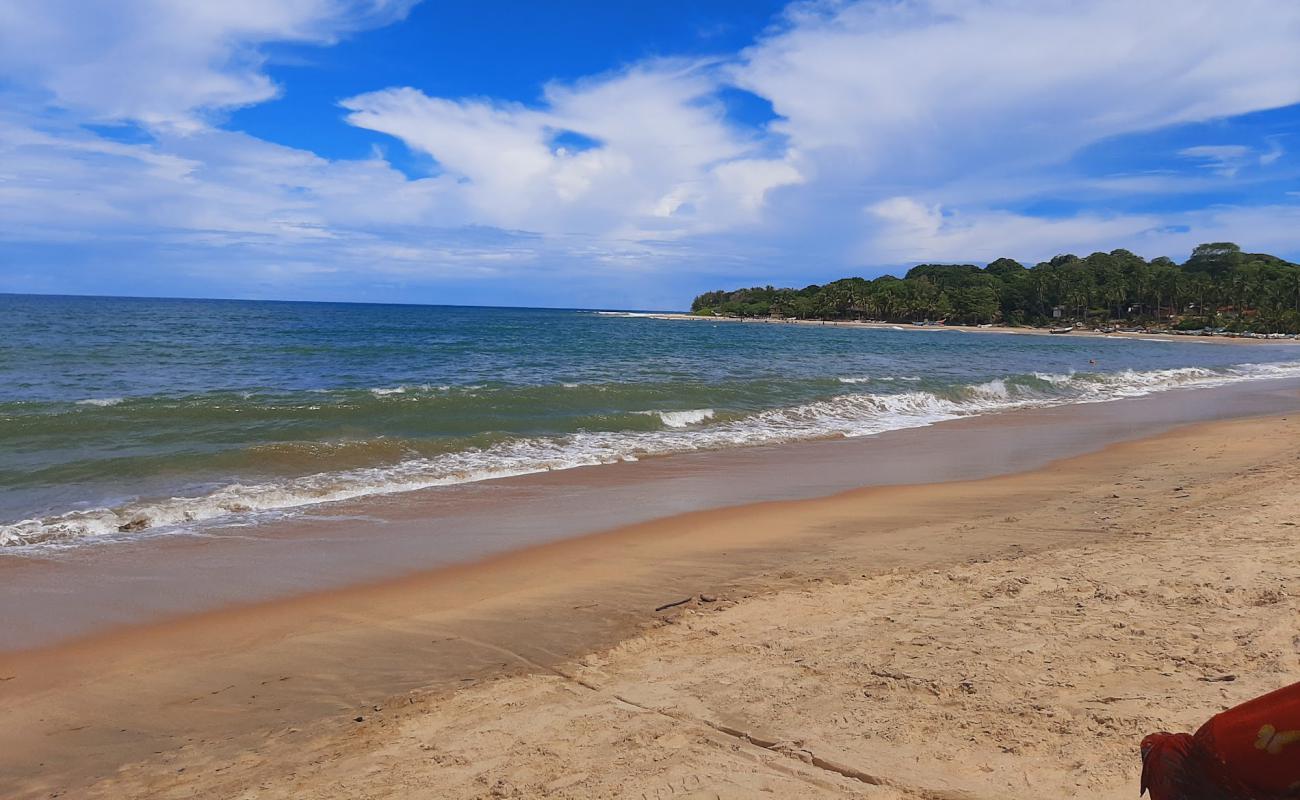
(1142, 680, 1300, 799)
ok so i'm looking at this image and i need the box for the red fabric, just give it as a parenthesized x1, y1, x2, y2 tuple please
(1194, 680, 1300, 796)
(1141, 733, 1254, 800)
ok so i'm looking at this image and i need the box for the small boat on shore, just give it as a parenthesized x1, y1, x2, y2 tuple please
(1049, 326, 1075, 334)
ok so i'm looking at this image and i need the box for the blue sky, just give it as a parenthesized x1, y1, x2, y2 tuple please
(2, 1, 1299, 310)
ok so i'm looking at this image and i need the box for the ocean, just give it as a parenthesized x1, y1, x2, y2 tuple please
(4, 293, 1300, 549)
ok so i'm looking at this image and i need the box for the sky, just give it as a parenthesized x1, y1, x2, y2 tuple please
(1, 0, 1299, 310)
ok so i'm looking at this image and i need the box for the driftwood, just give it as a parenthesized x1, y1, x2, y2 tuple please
(654, 597, 693, 612)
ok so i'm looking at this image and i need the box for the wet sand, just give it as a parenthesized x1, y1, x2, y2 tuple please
(3, 376, 1300, 651)
(2, 383, 1300, 797)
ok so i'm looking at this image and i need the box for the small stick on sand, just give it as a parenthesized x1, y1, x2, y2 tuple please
(654, 597, 693, 612)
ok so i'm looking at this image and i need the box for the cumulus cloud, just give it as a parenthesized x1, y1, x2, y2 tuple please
(735, 0, 1300, 175)
(721, 0, 1300, 269)
(0, 0, 416, 131)
(0, 112, 453, 241)
(0, 106, 710, 307)
(864, 197, 1300, 266)
(341, 62, 804, 237)
(2, 0, 1300, 305)
(865, 196, 1160, 263)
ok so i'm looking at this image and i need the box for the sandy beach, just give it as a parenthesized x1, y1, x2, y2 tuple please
(4, 404, 1300, 798)
(639, 312, 1300, 346)
(9, 3, 1300, 799)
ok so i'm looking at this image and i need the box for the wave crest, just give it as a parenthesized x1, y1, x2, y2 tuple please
(75, 397, 124, 407)
(638, 408, 715, 427)
(7, 360, 1300, 548)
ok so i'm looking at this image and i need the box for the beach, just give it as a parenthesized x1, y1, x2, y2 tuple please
(9, 298, 1300, 555)
(10, 3, 1300, 798)
(639, 311, 1300, 346)
(6, 301, 1300, 799)
(5, 402, 1300, 798)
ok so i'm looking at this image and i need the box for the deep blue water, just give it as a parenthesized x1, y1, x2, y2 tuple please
(3, 294, 1299, 548)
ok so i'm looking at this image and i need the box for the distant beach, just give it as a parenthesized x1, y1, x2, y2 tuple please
(636, 311, 1300, 345)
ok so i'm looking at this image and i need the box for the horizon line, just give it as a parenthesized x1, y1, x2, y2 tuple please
(0, 291, 685, 315)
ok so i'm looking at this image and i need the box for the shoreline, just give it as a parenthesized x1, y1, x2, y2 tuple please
(4, 375, 1300, 652)
(6, 312, 1299, 555)
(4, 408, 1300, 798)
(637, 311, 1300, 345)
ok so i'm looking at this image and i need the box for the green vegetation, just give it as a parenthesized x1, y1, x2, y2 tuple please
(691, 243, 1300, 333)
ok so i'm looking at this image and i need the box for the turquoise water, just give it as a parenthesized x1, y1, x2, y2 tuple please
(3, 294, 1300, 548)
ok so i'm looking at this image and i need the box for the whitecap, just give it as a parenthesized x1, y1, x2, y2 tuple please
(10, 360, 1300, 549)
(637, 408, 716, 427)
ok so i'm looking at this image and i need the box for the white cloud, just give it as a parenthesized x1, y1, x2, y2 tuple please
(724, 0, 1300, 268)
(2, 0, 1300, 306)
(864, 196, 1300, 265)
(0, 0, 416, 131)
(0, 107, 715, 307)
(0, 113, 445, 241)
(1260, 138, 1286, 166)
(1179, 145, 1254, 177)
(865, 196, 1160, 263)
(341, 62, 804, 237)
(735, 0, 1300, 177)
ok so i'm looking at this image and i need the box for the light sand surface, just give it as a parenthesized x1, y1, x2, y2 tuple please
(5, 414, 1300, 798)
(643, 311, 1300, 345)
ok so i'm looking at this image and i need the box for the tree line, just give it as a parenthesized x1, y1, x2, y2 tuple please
(690, 243, 1300, 333)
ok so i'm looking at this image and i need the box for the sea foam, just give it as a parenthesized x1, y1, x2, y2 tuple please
(639, 408, 715, 427)
(6, 360, 1300, 549)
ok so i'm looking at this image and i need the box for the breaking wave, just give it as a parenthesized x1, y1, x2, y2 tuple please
(638, 408, 716, 427)
(75, 397, 124, 407)
(6, 361, 1300, 549)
